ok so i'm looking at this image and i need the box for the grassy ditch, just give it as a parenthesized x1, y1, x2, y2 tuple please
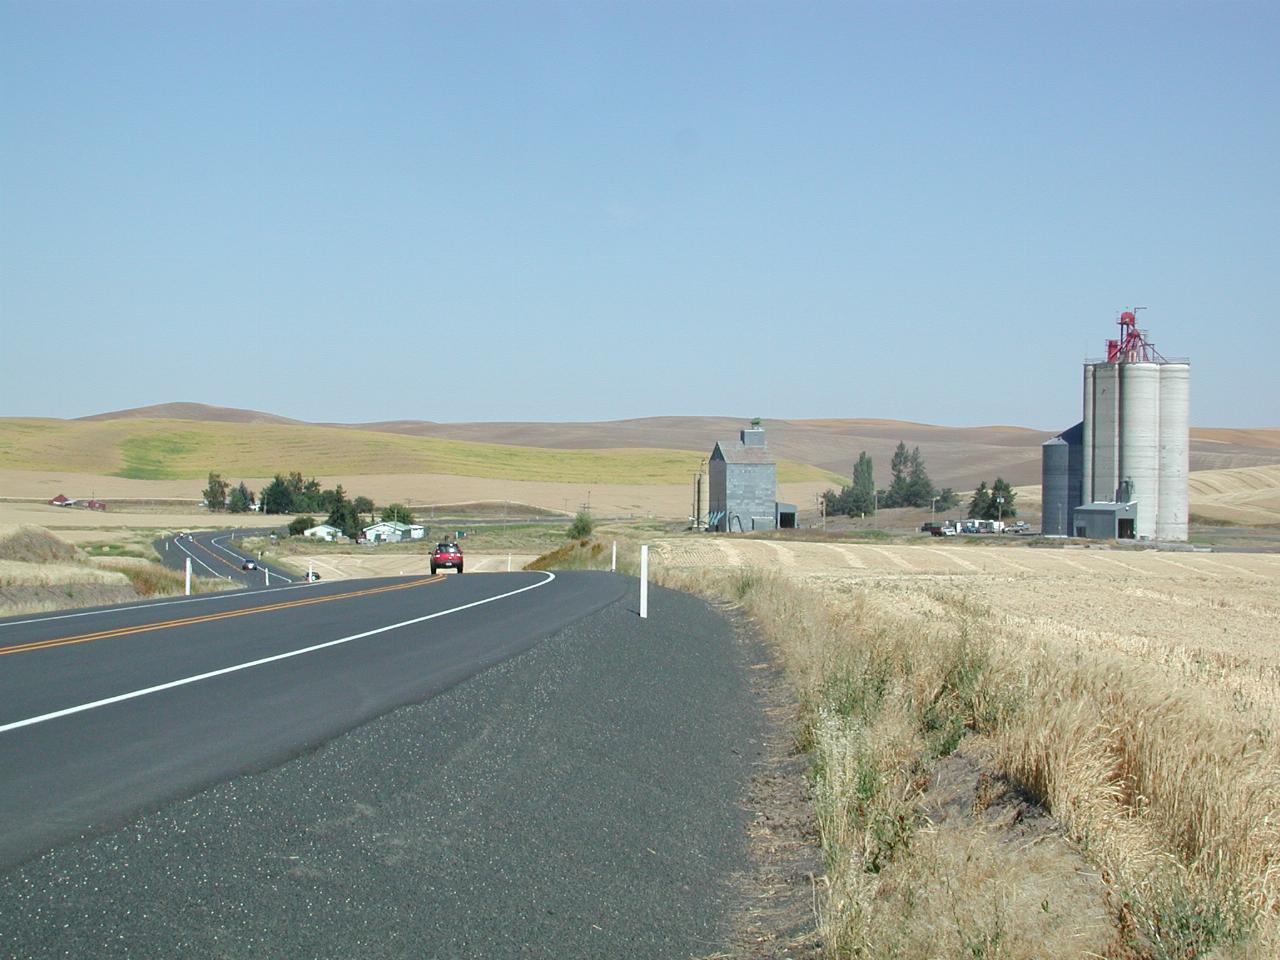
(532, 538, 1278, 959)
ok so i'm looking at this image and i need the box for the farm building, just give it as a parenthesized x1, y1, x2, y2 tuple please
(707, 420, 794, 532)
(303, 523, 343, 541)
(1042, 310, 1189, 540)
(362, 520, 426, 543)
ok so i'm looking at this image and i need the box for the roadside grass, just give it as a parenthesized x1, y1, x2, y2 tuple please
(530, 538, 1279, 959)
(0, 525, 233, 615)
(0, 418, 839, 486)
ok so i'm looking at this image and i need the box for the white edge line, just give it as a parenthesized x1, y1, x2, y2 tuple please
(210, 533, 294, 585)
(0, 571, 319, 630)
(0, 571, 556, 734)
(171, 536, 226, 579)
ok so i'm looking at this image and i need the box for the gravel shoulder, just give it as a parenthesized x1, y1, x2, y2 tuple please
(1, 578, 770, 959)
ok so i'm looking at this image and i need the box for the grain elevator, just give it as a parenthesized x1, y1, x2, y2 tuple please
(1042, 310, 1189, 540)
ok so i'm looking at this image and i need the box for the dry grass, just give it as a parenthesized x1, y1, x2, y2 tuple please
(0, 558, 129, 588)
(540, 535, 1280, 958)
(0, 525, 233, 616)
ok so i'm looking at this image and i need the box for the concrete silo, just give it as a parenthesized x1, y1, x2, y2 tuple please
(1044, 310, 1189, 540)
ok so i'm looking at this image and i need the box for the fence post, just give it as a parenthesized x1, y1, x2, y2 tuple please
(639, 545, 648, 619)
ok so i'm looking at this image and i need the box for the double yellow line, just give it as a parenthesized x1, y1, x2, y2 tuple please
(0, 576, 444, 658)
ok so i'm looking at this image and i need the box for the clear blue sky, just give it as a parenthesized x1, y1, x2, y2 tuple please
(2, 1, 1276, 429)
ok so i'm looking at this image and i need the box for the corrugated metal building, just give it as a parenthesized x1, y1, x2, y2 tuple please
(708, 422, 778, 532)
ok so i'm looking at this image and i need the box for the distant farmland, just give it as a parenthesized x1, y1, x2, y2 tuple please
(0, 418, 839, 487)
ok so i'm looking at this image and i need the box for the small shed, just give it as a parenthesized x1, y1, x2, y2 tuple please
(1073, 501, 1139, 540)
(708, 421, 778, 532)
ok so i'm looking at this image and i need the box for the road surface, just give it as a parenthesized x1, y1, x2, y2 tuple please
(0, 572, 766, 958)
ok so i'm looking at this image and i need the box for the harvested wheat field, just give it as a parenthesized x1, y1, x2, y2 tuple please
(650, 537, 1280, 958)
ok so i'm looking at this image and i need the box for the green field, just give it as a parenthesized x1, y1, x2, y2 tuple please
(0, 418, 840, 486)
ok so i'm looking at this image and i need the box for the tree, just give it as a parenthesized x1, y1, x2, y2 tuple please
(203, 472, 229, 512)
(353, 496, 375, 524)
(380, 503, 414, 524)
(260, 474, 292, 514)
(825, 452, 877, 517)
(905, 447, 937, 508)
(849, 452, 876, 515)
(882, 442, 913, 508)
(228, 482, 251, 514)
(934, 488, 960, 512)
(328, 501, 363, 540)
(989, 477, 1018, 520)
(567, 510, 594, 539)
(968, 481, 991, 520)
(288, 515, 316, 536)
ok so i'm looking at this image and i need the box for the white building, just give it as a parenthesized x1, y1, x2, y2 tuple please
(362, 520, 426, 543)
(302, 523, 343, 541)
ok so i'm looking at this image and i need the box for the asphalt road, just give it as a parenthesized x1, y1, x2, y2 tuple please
(157, 528, 293, 589)
(0, 573, 767, 958)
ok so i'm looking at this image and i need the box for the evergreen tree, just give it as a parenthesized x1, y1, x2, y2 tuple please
(849, 451, 876, 515)
(934, 488, 960, 512)
(968, 481, 991, 520)
(883, 442, 912, 508)
(260, 475, 292, 514)
(988, 477, 1017, 520)
(906, 446, 935, 507)
(228, 482, 251, 514)
(327, 501, 363, 539)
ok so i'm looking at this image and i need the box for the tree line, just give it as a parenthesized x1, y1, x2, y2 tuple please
(823, 443, 959, 516)
(822, 444, 1019, 521)
(202, 471, 416, 540)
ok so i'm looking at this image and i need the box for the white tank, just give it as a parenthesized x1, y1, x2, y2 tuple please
(1120, 362, 1161, 538)
(1156, 363, 1190, 540)
(1082, 364, 1095, 504)
(1090, 364, 1120, 502)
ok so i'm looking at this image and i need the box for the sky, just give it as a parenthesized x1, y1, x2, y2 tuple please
(2, 1, 1277, 430)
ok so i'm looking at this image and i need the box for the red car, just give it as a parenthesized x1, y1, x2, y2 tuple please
(431, 542, 463, 575)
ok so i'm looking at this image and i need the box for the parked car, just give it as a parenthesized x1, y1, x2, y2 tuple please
(431, 542, 464, 575)
(921, 522, 944, 535)
(241, 560, 257, 571)
(303, 571, 322, 582)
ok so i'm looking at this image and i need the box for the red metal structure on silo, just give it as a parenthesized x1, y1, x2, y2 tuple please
(1105, 308, 1167, 363)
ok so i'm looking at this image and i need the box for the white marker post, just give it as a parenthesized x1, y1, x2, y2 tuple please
(639, 545, 649, 619)
(611, 541, 617, 572)
(308, 561, 314, 583)
(184, 557, 192, 596)
(507, 553, 512, 572)
(265, 566, 270, 586)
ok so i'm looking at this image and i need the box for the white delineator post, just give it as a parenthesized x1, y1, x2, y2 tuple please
(639, 545, 649, 619)
(611, 541, 617, 573)
(308, 561, 314, 583)
(185, 557, 192, 596)
(507, 553, 512, 572)
(265, 566, 270, 586)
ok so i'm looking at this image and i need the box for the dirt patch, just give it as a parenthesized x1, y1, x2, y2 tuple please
(715, 612, 824, 960)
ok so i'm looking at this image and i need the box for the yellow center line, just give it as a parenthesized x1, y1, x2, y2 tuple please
(0, 576, 446, 657)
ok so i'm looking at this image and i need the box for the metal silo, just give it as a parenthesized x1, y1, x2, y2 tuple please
(1082, 365, 1095, 504)
(1041, 437, 1070, 536)
(1157, 362, 1190, 540)
(1090, 363, 1121, 502)
(1120, 362, 1161, 538)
